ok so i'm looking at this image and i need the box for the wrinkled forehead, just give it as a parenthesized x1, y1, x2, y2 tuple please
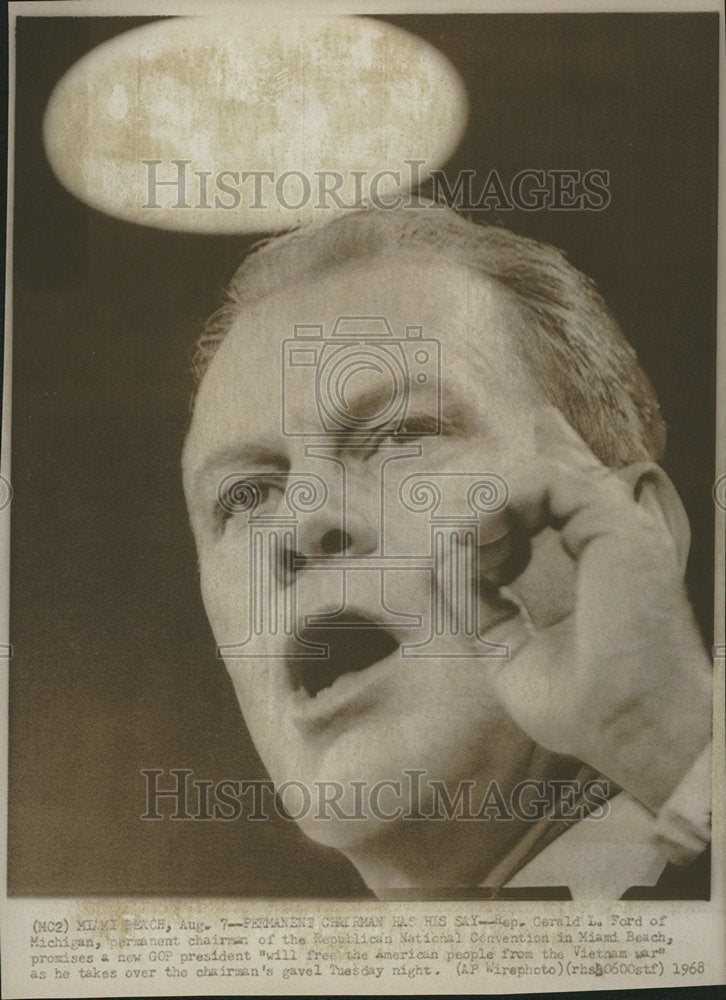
(184, 253, 539, 468)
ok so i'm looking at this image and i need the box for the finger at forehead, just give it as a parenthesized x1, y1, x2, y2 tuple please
(496, 457, 634, 559)
(534, 405, 607, 473)
(476, 530, 532, 587)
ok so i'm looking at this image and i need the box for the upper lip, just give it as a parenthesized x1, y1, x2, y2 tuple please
(286, 608, 401, 698)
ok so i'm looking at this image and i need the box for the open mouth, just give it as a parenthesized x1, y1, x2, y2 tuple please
(288, 613, 400, 698)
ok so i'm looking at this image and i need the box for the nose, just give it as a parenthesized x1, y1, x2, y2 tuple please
(296, 504, 377, 559)
(281, 484, 378, 580)
(320, 528, 353, 555)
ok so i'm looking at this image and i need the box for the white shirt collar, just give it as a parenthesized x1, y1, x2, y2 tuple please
(505, 792, 670, 899)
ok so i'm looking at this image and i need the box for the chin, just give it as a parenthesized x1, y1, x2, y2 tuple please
(260, 747, 440, 850)
(294, 811, 389, 853)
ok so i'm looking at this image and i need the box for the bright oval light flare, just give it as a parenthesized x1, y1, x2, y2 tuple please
(43, 12, 468, 233)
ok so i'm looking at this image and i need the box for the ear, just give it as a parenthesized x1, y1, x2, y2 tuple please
(615, 462, 691, 576)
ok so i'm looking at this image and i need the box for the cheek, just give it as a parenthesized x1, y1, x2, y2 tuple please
(198, 537, 252, 641)
(395, 673, 537, 790)
(226, 663, 268, 731)
(199, 545, 285, 760)
(226, 670, 289, 788)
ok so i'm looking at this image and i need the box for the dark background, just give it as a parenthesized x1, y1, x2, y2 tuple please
(8, 13, 718, 895)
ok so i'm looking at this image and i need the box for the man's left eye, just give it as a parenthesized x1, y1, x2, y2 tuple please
(386, 415, 441, 440)
(357, 415, 444, 459)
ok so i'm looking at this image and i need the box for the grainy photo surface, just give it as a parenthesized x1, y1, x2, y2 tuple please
(1, 1, 724, 996)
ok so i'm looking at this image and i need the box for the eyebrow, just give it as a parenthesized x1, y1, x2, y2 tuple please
(192, 443, 289, 491)
(342, 377, 484, 434)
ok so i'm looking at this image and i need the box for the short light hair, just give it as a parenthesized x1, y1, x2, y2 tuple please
(193, 205, 665, 466)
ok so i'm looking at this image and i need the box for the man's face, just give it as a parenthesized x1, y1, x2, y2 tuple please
(183, 253, 572, 857)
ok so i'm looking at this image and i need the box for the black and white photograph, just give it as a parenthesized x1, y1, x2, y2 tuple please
(1, 0, 724, 995)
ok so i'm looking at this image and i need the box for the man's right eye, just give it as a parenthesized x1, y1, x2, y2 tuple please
(215, 475, 283, 524)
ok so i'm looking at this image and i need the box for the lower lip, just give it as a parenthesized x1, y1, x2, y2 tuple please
(288, 649, 399, 733)
(286, 608, 528, 734)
